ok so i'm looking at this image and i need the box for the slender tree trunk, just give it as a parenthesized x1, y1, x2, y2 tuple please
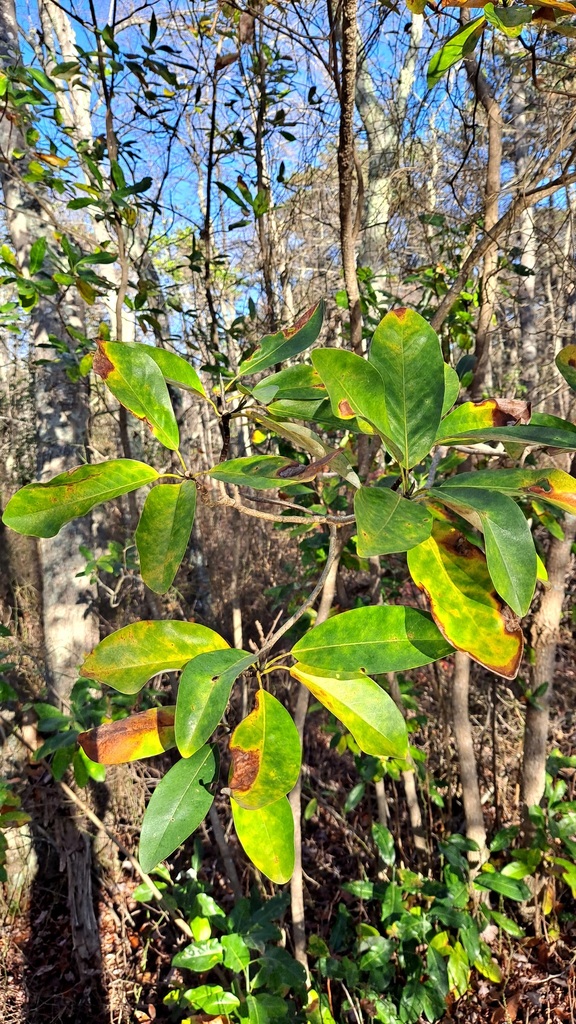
(521, 519, 576, 811)
(452, 651, 488, 866)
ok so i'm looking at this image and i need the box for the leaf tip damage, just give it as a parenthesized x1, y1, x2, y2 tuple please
(93, 340, 114, 380)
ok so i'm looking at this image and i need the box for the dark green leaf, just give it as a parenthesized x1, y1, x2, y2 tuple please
(355, 486, 433, 556)
(239, 301, 324, 377)
(176, 649, 254, 757)
(135, 481, 196, 594)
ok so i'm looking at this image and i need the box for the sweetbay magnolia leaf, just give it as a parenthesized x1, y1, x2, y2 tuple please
(228, 690, 301, 810)
(135, 480, 197, 594)
(231, 796, 295, 885)
(238, 299, 325, 377)
(78, 706, 176, 764)
(93, 340, 180, 450)
(176, 649, 255, 758)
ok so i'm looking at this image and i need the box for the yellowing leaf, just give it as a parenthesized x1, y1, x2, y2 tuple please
(78, 706, 176, 764)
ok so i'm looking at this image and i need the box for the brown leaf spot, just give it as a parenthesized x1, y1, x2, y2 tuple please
(568, 358, 576, 369)
(476, 398, 531, 427)
(338, 399, 355, 417)
(229, 747, 260, 794)
(78, 707, 175, 764)
(93, 341, 114, 380)
(391, 307, 408, 320)
(284, 303, 316, 339)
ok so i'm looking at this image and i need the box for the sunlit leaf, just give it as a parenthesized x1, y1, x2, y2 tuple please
(238, 300, 324, 376)
(229, 690, 301, 809)
(176, 649, 255, 757)
(232, 796, 295, 883)
(2, 459, 158, 538)
(431, 487, 537, 616)
(427, 17, 486, 90)
(81, 620, 229, 694)
(135, 481, 196, 594)
(93, 340, 179, 450)
(556, 345, 576, 391)
(355, 486, 433, 556)
(139, 745, 216, 872)
(368, 308, 445, 468)
(126, 343, 206, 398)
(78, 706, 176, 764)
(208, 455, 304, 489)
(443, 364, 461, 416)
(292, 605, 453, 674)
(290, 664, 408, 759)
(407, 521, 524, 679)
(436, 398, 530, 442)
(312, 349, 402, 458)
(441, 467, 576, 516)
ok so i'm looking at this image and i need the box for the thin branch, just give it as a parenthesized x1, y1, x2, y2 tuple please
(204, 489, 355, 527)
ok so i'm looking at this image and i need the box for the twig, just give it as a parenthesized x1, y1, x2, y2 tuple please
(204, 489, 355, 528)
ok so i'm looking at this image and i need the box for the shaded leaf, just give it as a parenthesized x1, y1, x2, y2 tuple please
(139, 745, 216, 872)
(484, 2, 532, 37)
(239, 301, 324, 376)
(443, 363, 461, 416)
(2, 459, 158, 538)
(251, 364, 327, 405)
(232, 796, 295, 883)
(368, 308, 445, 467)
(290, 664, 408, 759)
(407, 521, 524, 679)
(176, 649, 255, 757)
(135, 481, 196, 594)
(437, 424, 576, 451)
(292, 605, 453, 674)
(355, 486, 433, 556)
(432, 487, 537, 616)
(208, 455, 303, 489)
(474, 871, 531, 901)
(229, 690, 301, 809)
(81, 620, 228, 694)
(94, 341, 179, 450)
(78, 706, 176, 764)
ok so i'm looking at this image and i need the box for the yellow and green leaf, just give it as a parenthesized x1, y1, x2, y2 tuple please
(229, 690, 301, 810)
(93, 340, 179, 450)
(231, 795, 295, 883)
(78, 706, 176, 764)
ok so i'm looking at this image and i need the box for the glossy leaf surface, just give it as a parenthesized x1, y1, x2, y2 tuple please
(355, 485, 433, 556)
(135, 481, 196, 594)
(139, 745, 216, 873)
(311, 348, 400, 456)
(251, 364, 327, 405)
(407, 521, 524, 679)
(176, 649, 255, 758)
(93, 340, 179, 450)
(238, 300, 324, 376)
(229, 690, 301, 810)
(81, 620, 228, 694)
(436, 399, 530, 443)
(232, 796, 295, 883)
(555, 345, 576, 391)
(2, 459, 158, 538)
(290, 664, 408, 759)
(427, 16, 486, 89)
(125, 343, 206, 398)
(78, 706, 176, 764)
(368, 308, 445, 467)
(432, 488, 537, 616)
(436, 424, 576, 451)
(292, 605, 453, 674)
(441, 467, 576, 516)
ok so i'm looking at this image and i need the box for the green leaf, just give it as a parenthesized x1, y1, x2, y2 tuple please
(251, 364, 327, 405)
(368, 308, 445, 468)
(427, 16, 486, 89)
(221, 932, 251, 972)
(139, 745, 216, 872)
(184, 985, 240, 1014)
(208, 455, 304, 489)
(81, 620, 229, 694)
(29, 236, 47, 274)
(78, 706, 176, 764)
(232, 795, 295, 883)
(438, 424, 576, 452)
(172, 937, 224, 972)
(488, 910, 525, 938)
(484, 3, 532, 38)
(216, 180, 250, 214)
(2, 459, 159, 538)
(75, 250, 118, 267)
(311, 349, 402, 457)
(176, 649, 255, 757)
(354, 486, 433, 556)
(239, 300, 324, 376)
(291, 605, 453, 674)
(556, 345, 576, 391)
(93, 341, 179, 450)
(407, 521, 524, 679)
(432, 488, 537, 616)
(135, 481, 196, 594)
(229, 690, 301, 809)
(290, 664, 408, 759)
(474, 871, 531, 901)
(443, 363, 460, 416)
(126, 343, 206, 399)
(436, 398, 530, 441)
(440, 467, 576, 516)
